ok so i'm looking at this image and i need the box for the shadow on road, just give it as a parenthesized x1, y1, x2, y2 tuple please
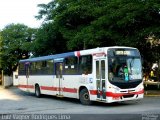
(34, 93, 142, 107)
(3, 86, 142, 107)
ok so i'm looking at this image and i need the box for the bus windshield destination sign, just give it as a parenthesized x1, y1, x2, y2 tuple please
(115, 50, 131, 56)
(108, 48, 140, 57)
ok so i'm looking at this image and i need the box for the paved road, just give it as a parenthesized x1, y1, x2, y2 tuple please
(0, 86, 160, 120)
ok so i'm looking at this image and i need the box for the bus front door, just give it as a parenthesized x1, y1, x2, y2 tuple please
(25, 62, 30, 91)
(95, 59, 106, 100)
(55, 62, 63, 96)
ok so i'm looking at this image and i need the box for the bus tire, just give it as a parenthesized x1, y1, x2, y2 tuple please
(35, 85, 41, 98)
(79, 88, 92, 105)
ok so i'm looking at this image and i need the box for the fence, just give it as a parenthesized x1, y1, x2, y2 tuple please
(3, 76, 13, 88)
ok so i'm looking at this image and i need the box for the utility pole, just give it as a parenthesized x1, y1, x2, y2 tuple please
(83, 41, 86, 50)
(1, 70, 3, 86)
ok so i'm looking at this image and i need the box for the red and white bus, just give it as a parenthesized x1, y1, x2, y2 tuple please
(18, 46, 144, 105)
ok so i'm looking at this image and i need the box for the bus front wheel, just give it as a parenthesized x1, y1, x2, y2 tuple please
(35, 85, 41, 98)
(79, 88, 92, 105)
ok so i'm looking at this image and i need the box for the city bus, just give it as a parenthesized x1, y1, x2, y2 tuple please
(18, 46, 144, 105)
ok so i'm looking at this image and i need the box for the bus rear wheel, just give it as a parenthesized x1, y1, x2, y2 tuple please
(35, 85, 41, 98)
(79, 88, 92, 105)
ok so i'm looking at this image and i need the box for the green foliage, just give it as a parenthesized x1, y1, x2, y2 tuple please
(1, 0, 159, 75)
(34, 0, 160, 62)
(0, 24, 36, 75)
(32, 22, 67, 56)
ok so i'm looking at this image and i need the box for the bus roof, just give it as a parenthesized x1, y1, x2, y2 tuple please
(19, 46, 138, 63)
(20, 52, 75, 63)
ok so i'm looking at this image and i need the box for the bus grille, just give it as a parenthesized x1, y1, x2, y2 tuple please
(123, 94, 134, 98)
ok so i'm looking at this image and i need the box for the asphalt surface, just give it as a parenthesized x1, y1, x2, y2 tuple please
(0, 86, 160, 120)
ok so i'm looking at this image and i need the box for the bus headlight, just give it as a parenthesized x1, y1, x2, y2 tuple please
(109, 86, 120, 93)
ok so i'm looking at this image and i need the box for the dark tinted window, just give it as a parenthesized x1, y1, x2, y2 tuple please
(64, 57, 78, 74)
(18, 63, 26, 75)
(30, 60, 54, 75)
(79, 55, 92, 74)
(64, 55, 93, 75)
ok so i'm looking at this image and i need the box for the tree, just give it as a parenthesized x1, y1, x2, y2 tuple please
(36, 0, 104, 50)
(0, 24, 36, 75)
(36, 0, 160, 62)
(0, 31, 2, 69)
(32, 22, 67, 56)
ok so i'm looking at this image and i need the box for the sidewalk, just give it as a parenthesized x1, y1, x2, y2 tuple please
(0, 85, 5, 89)
(144, 90, 160, 96)
(143, 80, 160, 96)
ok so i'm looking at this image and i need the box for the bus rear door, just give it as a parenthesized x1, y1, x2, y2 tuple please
(55, 62, 64, 97)
(25, 62, 30, 91)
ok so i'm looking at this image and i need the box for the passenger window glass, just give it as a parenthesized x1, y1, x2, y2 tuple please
(101, 60, 105, 79)
(64, 57, 78, 74)
(79, 55, 92, 74)
(96, 61, 100, 79)
(30, 60, 54, 75)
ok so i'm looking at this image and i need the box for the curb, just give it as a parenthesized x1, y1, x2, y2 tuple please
(144, 95, 160, 97)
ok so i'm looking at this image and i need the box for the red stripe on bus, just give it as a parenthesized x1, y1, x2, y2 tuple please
(19, 85, 77, 93)
(89, 90, 104, 95)
(41, 86, 77, 93)
(76, 51, 81, 57)
(41, 86, 57, 91)
(18, 85, 34, 89)
(90, 89, 144, 97)
(90, 90, 97, 95)
(19, 85, 144, 96)
(106, 89, 144, 97)
(92, 52, 106, 56)
(106, 92, 124, 97)
(63, 88, 77, 93)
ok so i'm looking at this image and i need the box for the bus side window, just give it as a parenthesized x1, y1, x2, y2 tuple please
(64, 57, 78, 75)
(56, 63, 63, 78)
(41, 60, 54, 75)
(79, 55, 92, 74)
(47, 60, 54, 75)
(30, 60, 54, 75)
(25, 62, 30, 77)
(19, 63, 26, 75)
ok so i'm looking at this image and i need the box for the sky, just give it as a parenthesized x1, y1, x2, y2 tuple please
(0, 0, 51, 30)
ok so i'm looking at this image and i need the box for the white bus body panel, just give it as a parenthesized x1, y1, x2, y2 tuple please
(18, 46, 144, 103)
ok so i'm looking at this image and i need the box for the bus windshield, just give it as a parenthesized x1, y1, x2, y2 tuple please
(108, 48, 142, 88)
